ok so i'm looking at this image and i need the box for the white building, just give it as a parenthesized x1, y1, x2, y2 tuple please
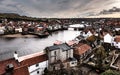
(28, 61, 48, 75)
(19, 52, 47, 75)
(16, 28, 22, 33)
(45, 43, 77, 71)
(115, 28, 120, 31)
(86, 31, 93, 38)
(114, 36, 120, 49)
(69, 24, 84, 28)
(82, 31, 93, 39)
(0, 26, 5, 34)
(103, 33, 113, 44)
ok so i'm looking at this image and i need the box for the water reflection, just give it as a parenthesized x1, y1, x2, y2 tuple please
(0, 30, 80, 61)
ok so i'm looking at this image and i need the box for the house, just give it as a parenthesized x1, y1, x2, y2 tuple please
(74, 43, 92, 61)
(19, 52, 47, 75)
(81, 30, 95, 39)
(81, 31, 93, 39)
(86, 35, 97, 48)
(115, 27, 120, 31)
(103, 33, 114, 50)
(67, 40, 78, 46)
(0, 52, 47, 75)
(86, 31, 93, 38)
(114, 36, 120, 49)
(103, 33, 113, 44)
(15, 27, 22, 33)
(0, 26, 5, 34)
(45, 43, 77, 71)
(53, 40, 62, 45)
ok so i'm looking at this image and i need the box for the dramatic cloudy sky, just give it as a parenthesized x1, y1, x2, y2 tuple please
(0, 0, 120, 18)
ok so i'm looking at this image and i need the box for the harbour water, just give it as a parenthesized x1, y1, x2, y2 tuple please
(0, 30, 80, 61)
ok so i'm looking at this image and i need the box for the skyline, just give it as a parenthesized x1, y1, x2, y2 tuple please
(0, 0, 120, 18)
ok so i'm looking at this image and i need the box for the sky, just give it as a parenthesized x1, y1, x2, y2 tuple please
(0, 0, 120, 18)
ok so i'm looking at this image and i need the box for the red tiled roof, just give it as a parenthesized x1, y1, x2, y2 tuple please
(0, 58, 18, 75)
(0, 52, 47, 75)
(54, 40, 62, 45)
(20, 52, 47, 66)
(74, 43, 91, 55)
(13, 65, 29, 75)
(67, 40, 76, 46)
(114, 36, 120, 42)
(19, 51, 45, 62)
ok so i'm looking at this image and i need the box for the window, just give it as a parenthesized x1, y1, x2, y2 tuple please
(71, 62, 74, 64)
(37, 71, 39, 74)
(116, 42, 118, 44)
(66, 51, 69, 59)
(54, 51, 57, 56)
(36, 63, 39, 67)
(54, 51, 57, 61)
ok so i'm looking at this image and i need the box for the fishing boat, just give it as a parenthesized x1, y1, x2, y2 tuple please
(35, 32, 49, 38)
(29, 31, 49, 38)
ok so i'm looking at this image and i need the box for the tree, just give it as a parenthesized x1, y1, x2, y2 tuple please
(86, 35, 96, 42)
(86, 35, 97, 48)
(95, 46, 107, 71)
(101, 70, 120, 75)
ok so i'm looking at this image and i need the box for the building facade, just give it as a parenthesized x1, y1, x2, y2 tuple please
(45, 43, 77, 71)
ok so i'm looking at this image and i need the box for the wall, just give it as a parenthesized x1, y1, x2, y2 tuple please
(68, 49, 73, 58)
(49, 49, 59, 63)
(28, 61, 48, 75)
(60, 50, 67, 62)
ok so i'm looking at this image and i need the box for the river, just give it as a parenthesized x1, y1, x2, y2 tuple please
(0, 30, 80, 61)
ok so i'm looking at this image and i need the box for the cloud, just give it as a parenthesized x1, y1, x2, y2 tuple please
(87, 7, 120, 18)
(88, 7, 120, 17)
(0, 0, 120, 18)
(0, 0, 28, 15)
(87, 12, 120, 18)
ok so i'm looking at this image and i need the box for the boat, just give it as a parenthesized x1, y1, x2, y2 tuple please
(36, 32, 49, 38)
(28, 31, 49, 38)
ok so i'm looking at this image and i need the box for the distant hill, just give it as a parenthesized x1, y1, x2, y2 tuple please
(0, 13, 43, 21)
(0, 13, 21, 18)
(0, 13, 120, 22)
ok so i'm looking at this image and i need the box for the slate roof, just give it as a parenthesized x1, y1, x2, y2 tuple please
(58, 43, 71, 51)
(46, 45, 59, 51)
(46, 43, 71, 51)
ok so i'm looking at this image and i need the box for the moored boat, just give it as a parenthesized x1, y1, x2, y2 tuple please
(36, 32, 49, 38)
